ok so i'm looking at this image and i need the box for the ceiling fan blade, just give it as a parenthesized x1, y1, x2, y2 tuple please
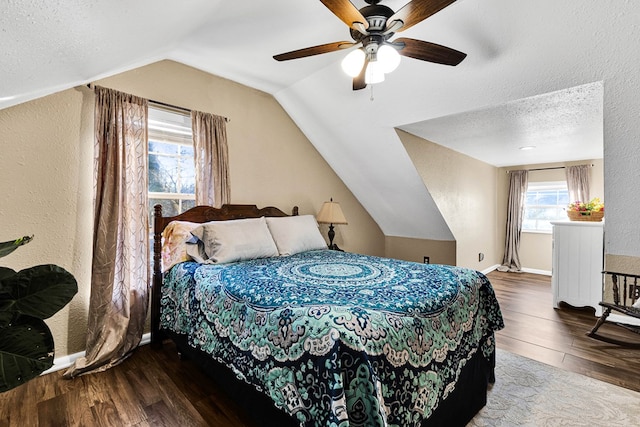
(320, 0, 369, 31)
(394, 37, 466, 66)
(353, 58, 368, 90)
(274, 41, 355, 61)
(387, 0, 457, 32)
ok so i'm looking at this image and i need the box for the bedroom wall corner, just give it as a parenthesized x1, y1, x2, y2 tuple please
(0, 87, 94, 358)
(0, 59, 387, 359)
(396, 129, 500, 270)
(95, 60, 385, 257)
(384, 236, 456, 266)
(606, 252, 640, 274)
(498, 159, 604, 272)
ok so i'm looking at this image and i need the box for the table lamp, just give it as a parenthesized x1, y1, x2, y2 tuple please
(316, 198, 348, 250)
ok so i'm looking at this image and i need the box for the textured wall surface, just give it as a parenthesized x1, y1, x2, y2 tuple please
(0, 89, 94, 356)
(398, 130, 499, 270)
(0, 61, 385, 357)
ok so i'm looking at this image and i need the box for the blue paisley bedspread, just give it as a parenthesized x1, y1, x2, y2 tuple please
(160, 249, 504, 427)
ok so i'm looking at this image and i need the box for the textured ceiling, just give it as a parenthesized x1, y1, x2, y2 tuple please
(399, 82, 604, 167)
(1, 0, 635, 240)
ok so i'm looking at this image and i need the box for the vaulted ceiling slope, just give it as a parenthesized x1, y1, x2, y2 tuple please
(2, 1, 638, 241)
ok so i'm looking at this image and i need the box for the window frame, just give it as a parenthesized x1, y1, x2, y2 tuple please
(522, 180, 569, 234)
(147, 105, 196, 219)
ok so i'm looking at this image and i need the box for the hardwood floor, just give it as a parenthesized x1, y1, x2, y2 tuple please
(488, 270, 640, 392)
(1, 271, 638, 426)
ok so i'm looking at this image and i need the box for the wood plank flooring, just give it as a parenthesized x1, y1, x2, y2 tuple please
(489, 270, 640, 392)
(1, 271, 639, 426)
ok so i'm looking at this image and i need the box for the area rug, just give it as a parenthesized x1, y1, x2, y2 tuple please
(468, 349, 640, 426)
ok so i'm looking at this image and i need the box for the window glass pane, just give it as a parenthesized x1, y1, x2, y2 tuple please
(149, 198, 177, 224)
(523, 181, 568, 232)
(538, 191, 558, 205)
(149, 140, 178, 155)
(149, 153, 178, 193)
(178, 156, 195, 194)
(180, 145, 194, 156)
(148, 106, 196, 219)
(183, 199, 196, 211)
(525, 192, 538, 205)
(558, 192, 570, 204)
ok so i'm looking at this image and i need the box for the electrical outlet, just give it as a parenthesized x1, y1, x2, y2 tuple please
(478, 252, 485, 262)
(423, 256, 430, 264)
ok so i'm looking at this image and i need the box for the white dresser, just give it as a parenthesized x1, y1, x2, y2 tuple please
(551, 221, 604, 316)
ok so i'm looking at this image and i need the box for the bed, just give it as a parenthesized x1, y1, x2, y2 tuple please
(150, 203, 504, 427)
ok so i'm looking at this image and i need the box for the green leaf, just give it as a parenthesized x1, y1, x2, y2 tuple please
(0, 316, 54, 392)
(0, 236, 34, 259)
(0, 264, 77, 325)
(0, 266, 16, 282)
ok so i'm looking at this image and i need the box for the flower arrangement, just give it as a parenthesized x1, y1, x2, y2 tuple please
(567, 197, 604, 212)
(567, 197, 604, 221)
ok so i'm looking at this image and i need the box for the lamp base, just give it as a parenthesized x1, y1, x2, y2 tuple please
(327, 224, 344, 251)
(328, 243, 344, 252)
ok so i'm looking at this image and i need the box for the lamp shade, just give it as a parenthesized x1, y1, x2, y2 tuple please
(341, 49, 366, 77)
(377, 44, 401, 73)
(364, 61, 385, 84)
(316, 200, 348, 225)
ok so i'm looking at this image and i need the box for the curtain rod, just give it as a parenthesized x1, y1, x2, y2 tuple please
(506, 163, 594, 173)
(86, 83, 229, 122)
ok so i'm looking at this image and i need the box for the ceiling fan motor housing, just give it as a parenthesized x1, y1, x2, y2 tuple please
(350, 4, 395, 47)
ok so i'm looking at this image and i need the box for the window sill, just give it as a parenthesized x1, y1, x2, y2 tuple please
(522, 229, 552, 235)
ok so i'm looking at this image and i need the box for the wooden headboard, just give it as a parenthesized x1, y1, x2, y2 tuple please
(150, 203, 299, 348)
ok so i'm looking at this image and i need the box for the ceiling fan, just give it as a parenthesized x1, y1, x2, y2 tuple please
(273, 0, 467, 90)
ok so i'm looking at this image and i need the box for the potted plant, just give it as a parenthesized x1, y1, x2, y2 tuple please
(0, 235, 77, 392)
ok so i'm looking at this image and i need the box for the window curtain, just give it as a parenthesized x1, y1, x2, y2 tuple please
(192, 110, 230, 207)
(566, 164, 590, 203)
(64, 86, 149, 377)
(497, 170, 529, 273)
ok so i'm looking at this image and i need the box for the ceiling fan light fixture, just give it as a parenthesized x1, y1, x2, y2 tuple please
(272, 0, 467, 91)
(341, 48, 366, 77)
(377, 44, 401, 73)
(365, 60, 385, 84)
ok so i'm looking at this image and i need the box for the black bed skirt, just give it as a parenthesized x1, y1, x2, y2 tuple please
(164, 332, 494, 427)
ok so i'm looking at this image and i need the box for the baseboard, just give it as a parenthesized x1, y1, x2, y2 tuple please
(481, 265, 500, 275)
(482, 264, 551, 276)
(41, 332, 151, 375)
(521, 267, 552, 276)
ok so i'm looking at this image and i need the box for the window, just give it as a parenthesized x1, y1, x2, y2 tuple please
(523, 181, 569, 232)
(148, 106, 195, 221)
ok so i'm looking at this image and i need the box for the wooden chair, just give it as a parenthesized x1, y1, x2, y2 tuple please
(587, 271, 640, 347)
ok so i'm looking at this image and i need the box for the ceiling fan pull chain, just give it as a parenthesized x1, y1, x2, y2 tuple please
(370, 84, 375, 101)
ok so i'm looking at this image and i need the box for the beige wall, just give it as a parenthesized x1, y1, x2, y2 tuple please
(394, 130, 605, 274)
(397, 130, 500, 270)
(603, 254, 640, 306)
(498, 159, 604, 273)
(0, 89, 94, 359)
(385, 236, 456, 266)
(0, 60, 385, 358)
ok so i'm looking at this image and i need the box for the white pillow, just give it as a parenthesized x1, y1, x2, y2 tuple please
(189, 217, 278, 264)
(266, 215, 328, 256)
